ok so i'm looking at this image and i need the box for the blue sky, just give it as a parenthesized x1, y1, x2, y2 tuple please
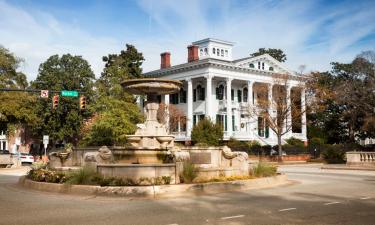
(1, 0, 375, 80)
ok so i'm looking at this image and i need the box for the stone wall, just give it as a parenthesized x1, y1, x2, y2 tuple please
(97, 163, 177, 184)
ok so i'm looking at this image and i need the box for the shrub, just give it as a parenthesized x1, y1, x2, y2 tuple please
(31, 161, 48, 170)
(227, 138, 249, 152)
(251, 162, 277, 177)
(27, 169, 68, 183)
(322, 146, 346, 164)
(191, 118, 223, 146)
(66, 166, 99, 185)
(285, 137, 305, 147)
(180, 162, 198, 183)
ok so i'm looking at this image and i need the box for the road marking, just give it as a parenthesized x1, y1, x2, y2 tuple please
(221, 215, 245, 220)
(324, 201, 340, 205)
(278, 208, 296, 212)
(360, 197, 371, 200)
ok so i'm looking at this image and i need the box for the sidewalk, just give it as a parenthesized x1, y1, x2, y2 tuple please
(0, 166, 31, 176)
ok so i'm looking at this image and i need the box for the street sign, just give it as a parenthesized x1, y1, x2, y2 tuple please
(43, 135, 49, 146)
(61, 90, 79, 97)
(40, 90, 49, 98)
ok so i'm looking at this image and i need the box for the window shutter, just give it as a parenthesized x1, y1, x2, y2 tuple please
(216, 88, 219, 99)
(193, 89, 196, 102)
(202, 88, 205, 100)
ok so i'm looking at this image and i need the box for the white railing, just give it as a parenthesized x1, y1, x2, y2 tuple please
(346, 152, 375, 167)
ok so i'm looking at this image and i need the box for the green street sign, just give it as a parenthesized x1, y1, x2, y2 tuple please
(61, 90, 79, 97)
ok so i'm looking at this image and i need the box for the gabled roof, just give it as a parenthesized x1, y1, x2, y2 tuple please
(234, 54, 295, 75)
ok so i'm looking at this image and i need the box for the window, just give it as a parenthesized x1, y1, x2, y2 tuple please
(216, 84, 225, 100)
(200, 49, 203, 56)
(231, 89, 234, 101)
(196, 84, 205, 101)
(221, 49, 224, 56)
(217, 49, 220, 56)
(258, 117, 269, 138)
(232, 115, 235, 131)
(262, 62, 265, 70)
(225, 50, 228, 57)
(258, 62, 261, 69)
(216, 114, 227, 131)
(170, 93, 179, 104)
(157, 95, 162, 103)
(237, 90, 242, 102)
(194, 114, 206, 126)
(204, 48, 208, 55)
(249, 63, 254, 68)
(179, 89, 186, 103)
(213, 48, 216, 54)
(180, 116, 187, 131)
(243, 87, 248, 102)
(269, 67, 274, 71)
(193, 89, 196, 102)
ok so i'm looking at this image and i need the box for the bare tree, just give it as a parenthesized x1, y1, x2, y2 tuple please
(247, 74, 306, 159)
(157, 103, 186, 134)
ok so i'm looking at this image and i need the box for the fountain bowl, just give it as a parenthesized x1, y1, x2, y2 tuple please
(121, 78, 182, 95)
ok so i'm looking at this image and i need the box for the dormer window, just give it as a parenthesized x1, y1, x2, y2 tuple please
(217, 49, 220, 56)
(269, 67, 274, 71)
(221, 49, 224, 56)
(262, 62, 265, 70)
(258, 62, 261, 69)
(249, 63, 254, 68)
(213, 48, 216, 54)
(204, 48, 208, 55)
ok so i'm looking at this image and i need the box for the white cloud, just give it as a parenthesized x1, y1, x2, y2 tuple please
(137, 0, 375, 73)
(0, 1, 121, 80)
(0, 0, 374, 81)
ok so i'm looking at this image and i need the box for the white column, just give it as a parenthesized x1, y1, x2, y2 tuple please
(286, 86, 292, 137)
(267, 84, 274, 139)
(226, 78, 233, 137)
(301, 88, 307, 139)
(205, 75, 213, 121)
(164, 94, 170, 133)
(247, 81, 252, 106)
(186, 79, 193, 137)
(247, 81, 253, 138)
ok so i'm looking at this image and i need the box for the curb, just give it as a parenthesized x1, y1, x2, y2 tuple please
(19, 174, 288, 198)
(321, 166, 375, 171)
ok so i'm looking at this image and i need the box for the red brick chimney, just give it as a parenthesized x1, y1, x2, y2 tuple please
(160, 52, 171, 69)
(187, 45, 199, 62)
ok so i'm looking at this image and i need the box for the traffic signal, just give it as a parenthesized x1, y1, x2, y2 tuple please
(80, 96, 87, 110)
(52, 95, 59, 109)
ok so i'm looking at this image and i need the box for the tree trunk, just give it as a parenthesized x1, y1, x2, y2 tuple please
(278, 134, 283, 162)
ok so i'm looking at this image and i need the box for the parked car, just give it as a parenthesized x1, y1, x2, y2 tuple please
(19, 153, 34, 164)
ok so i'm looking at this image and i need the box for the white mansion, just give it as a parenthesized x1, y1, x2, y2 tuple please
(143, 38, 307, 146)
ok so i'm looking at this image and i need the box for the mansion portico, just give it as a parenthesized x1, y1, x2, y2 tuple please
(143, 38, 307, 146)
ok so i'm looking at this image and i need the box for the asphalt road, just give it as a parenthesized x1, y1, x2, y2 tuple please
(0, 164, 374, 225)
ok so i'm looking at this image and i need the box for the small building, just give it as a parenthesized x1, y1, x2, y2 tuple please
(143, 38, 307, 146)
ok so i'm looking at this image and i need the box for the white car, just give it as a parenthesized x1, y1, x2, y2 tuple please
(19, 153, 34, 164)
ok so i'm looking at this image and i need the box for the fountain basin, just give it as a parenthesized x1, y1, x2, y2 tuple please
(121, 78, 182, 95)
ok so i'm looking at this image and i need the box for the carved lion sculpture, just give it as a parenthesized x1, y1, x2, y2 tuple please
(83, 146, 114, 165)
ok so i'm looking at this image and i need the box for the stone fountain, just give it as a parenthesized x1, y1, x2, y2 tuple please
(109, 78, 182, 164)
